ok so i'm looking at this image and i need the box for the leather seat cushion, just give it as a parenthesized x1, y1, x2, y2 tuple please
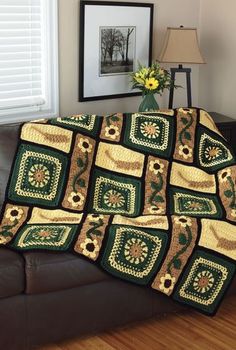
(0, 247, 25, 298)
(0, 124, 20, 208)
(24, 251, 110, 294)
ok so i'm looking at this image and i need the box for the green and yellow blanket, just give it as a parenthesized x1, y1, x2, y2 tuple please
(0, 108, 236, 315)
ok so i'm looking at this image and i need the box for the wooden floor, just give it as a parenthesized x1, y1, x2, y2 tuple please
(38, 296, 236, 350)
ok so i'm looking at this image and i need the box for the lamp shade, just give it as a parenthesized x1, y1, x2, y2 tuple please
(158, 27, 205, 64)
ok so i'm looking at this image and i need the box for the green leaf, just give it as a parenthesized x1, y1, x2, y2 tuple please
(173, 259, 182, 270)
(150, 182, 162, 191)
(77, 178, 86, 187)
(179, 233, 187, 245)
(181, 117, 188, 125)
(184, 131, 191, 140)
(154, 195, 164, 203)
(77, 158, 84, 167)
(2, 225, 13, 230)
(150, 182, 159, 190)
(224, 190, 234, 198)
(110, 115, 119, 122)
(1, 231, 13, 237)
(91, 230, 102, 236)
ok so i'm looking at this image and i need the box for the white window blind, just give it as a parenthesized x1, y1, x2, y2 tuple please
(0, 0, 58, 124)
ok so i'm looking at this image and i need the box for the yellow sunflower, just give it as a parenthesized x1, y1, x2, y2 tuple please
(231, 209, 236, 218)
(159, 273, 176, 294)
(145, 78, 159, 90)
(174, 216, 192, 228)
(80, 238, 99, 260)
(0, 236, 6, 245)
(104, 125, 120, 140)
(148, 206, 164, 214)
(68, 191, 85, 207)
(219, 168, 231, 183)
(5, 206, 24, 222)
(149, 159, 164, 174)
(178, 144, 192, 159)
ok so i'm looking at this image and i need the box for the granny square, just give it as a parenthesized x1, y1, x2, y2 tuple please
(8, 144, 67, 206)
(10, 224, 78, 251)
(196, 127, 235, 172)
(101, 225, 168, 285)
(170, 187, 223, 218)
(173, 250, 236, 315)
(50, 114, 101, 135)
(88, 169, 142, 217)
(20, 123, 73, 153)
(124, 113, 174, 157)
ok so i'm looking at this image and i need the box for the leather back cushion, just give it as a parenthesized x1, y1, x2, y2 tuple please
(0, 124, 20, 209)
(0, 247, 25, 298)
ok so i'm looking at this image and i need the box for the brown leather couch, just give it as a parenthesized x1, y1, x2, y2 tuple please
(0, 123, 235, 350)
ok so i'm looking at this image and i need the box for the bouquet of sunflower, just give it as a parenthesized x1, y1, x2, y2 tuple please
(130, 62, 174, 95)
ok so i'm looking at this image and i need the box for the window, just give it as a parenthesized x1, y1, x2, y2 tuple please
(0, 0, 58, 124)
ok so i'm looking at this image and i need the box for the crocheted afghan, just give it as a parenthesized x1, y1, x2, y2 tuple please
(0, 108, 235, 315)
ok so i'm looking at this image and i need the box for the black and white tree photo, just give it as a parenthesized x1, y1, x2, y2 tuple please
(100, 26, 136, 76)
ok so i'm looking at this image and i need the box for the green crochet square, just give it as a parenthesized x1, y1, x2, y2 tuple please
(169, 187, 223, 218)
(88, 169, 142, 217)
(50, 115, 101, 135)
(101, 225, 168, 285)
(124, 113, 174, 157)
(196, 126, 235, 172)
(8, 144, 67, 206)
(173, 250, 236, 315)
(10, 224, 78, 251)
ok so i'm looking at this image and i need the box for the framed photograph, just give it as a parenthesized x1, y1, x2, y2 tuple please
(79, 1, 153, 101)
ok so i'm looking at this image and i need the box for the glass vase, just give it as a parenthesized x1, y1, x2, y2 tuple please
(138, 93, 159, 112)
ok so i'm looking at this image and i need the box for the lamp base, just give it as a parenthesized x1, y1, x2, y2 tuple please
(169, 66, 192, 109)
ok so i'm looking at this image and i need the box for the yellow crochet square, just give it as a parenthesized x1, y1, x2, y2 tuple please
(200, 219, 236, 260)
(28, 208, 83, 224)
(21, 123, 73, 153)
(112, 215, 169, 230)
(95, 142, 145, 177)
(170, 162, 216, 193)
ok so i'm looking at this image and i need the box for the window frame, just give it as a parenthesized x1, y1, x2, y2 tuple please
(0, 0, 59, 125)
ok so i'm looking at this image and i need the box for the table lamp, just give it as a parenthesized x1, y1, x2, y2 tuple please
(158, 26, 205, 108)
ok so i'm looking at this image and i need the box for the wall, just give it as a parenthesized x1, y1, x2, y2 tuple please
(199, 0, 236, 118)
(58, 0, 200, 116)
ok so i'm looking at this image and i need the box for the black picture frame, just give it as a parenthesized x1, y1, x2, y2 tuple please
(79, 1, 154, 102)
